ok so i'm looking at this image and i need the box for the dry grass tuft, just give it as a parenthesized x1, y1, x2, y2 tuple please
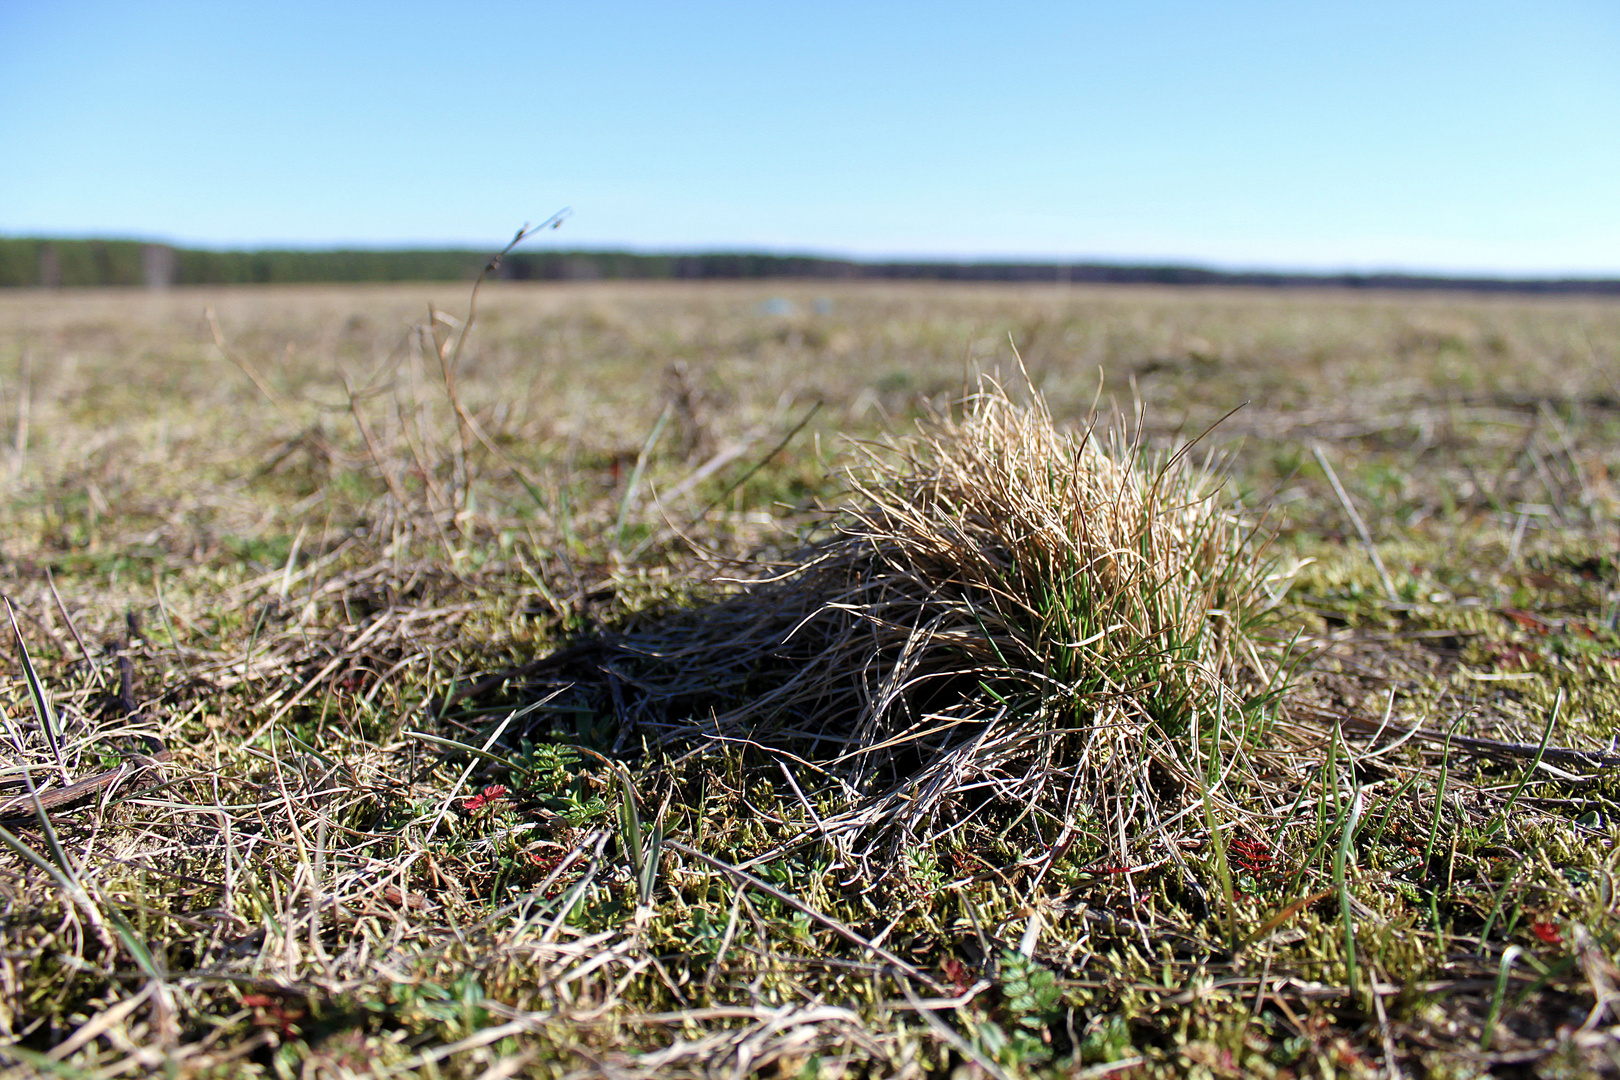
(611, 376, 1296, 861)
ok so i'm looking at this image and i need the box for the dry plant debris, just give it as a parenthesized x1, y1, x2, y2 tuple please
(0, 283, 1618, 1077)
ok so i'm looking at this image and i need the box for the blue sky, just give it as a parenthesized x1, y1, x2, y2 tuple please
(2, 1, 1617, 274)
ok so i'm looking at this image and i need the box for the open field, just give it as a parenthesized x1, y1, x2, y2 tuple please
(1, 280, 1619, 1078)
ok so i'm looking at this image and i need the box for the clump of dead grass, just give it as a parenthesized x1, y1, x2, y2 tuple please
(612, 376, 1297, 860)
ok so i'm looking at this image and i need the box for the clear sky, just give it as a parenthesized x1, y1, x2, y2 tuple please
(2, 1, 1617, 275)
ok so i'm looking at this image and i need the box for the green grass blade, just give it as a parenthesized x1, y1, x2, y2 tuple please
(404, 730, 512, 767)
(5, 598, 66, 780)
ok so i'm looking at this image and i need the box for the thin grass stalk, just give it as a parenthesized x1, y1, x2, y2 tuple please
(616, 404, 673, 555)
(1335, 787, 1366, 1001)
(1484, 689, 1561, 840)
(1424, 712, 1466, 872)
(6, 598, 68, 783)
(1480, 945, 1524, 1051)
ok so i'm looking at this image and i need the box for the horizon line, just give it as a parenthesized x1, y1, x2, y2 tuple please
(5, 233, 1620, 284)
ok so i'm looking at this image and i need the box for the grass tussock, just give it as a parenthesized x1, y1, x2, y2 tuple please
(612, 376, 1296, 859)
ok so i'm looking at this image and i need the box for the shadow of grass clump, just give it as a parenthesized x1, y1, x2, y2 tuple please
(561, 378, 1302, 863)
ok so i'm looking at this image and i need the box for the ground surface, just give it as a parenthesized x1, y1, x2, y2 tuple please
(0, 280, 1618, 1078)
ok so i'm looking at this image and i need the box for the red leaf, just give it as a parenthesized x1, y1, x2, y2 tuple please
(1501, 608, 1554, 634)
(462, 784, 509, 812)
(1531, 920, 1562, 945)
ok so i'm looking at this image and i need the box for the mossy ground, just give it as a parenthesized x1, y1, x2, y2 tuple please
(0, 282, 1618, 1077)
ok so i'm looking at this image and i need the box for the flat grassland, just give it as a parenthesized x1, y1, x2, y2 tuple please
(1, 281, 1619, 1077)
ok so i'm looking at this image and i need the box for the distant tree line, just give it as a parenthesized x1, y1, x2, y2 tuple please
(3, 237, 1618, 296)
(0, 239, 487, 288)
